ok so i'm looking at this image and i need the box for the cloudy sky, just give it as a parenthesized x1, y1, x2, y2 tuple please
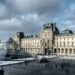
(0, 0, 75, 41)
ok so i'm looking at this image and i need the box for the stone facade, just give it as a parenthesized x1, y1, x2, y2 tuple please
(54, 35, 75, 56)
(14, 22, 75, 56)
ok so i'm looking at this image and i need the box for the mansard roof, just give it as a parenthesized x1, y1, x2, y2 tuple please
(43, 23, 51, 30)
(61, 29, 73, 35)
(16, 32, 24, 39)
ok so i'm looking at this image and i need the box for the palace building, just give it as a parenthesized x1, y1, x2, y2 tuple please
(13, 22, 75, 56)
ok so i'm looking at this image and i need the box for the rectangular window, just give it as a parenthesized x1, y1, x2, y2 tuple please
(64, 42, 65, 47)
(72, 42, 73, 47)
(68, 42, 69, 46)
(60, 42, 61, 46)
(57, 42, 58, 46)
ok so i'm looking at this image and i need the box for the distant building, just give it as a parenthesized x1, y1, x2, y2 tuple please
(14, 22, 75, 56)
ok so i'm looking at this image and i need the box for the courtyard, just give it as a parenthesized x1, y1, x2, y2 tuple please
(2, 56, 75, 75)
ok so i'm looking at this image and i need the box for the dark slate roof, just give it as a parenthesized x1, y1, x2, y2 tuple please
(55, 27, 59, 32)
(43, 23, 51, 30)
(16, 32, 24, 38)
(61, 29, 73, 35)
(54, 27, 60, 35)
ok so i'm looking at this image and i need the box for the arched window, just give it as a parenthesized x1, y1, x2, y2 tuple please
(62, 49, 64, 53)
(74, 49, 75, 54)
(58, 49, 60, 53)
(70, 49, 72, 54)
(65, 49, 68, 53)
(54, 49, 57, 53)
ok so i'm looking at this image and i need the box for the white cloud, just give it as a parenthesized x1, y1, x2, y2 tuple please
(0, 18, 22, 28)
(27, 14, 38, 21)
(21, 13, 39, 21)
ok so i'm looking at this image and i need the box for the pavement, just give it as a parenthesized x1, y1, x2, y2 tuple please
(2, 57, 75, 75)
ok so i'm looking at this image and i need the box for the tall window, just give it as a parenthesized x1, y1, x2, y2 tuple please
(62, 49, 64, 53)
(70, 49, 72, 54)
(74, 49, 75, 54)
(72, 42, 73, 47)
(58, 49, 60, 53)
(64, 38, 65, 40)
(64, 42, 65, 47)
(65, 49, 68, 53)
(68, 42, 69, 46)
(60, 42, 61, 46)
(54, 49, 57, 53)
(57, 42, 58, 46)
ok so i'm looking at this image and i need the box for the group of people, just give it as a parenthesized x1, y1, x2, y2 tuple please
(45, 60, 70, 74)
(60, 62, 70, 74)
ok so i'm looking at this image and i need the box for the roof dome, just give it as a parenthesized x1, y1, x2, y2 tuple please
(16, 32, 24, 39)
(61, 29, 73, 35)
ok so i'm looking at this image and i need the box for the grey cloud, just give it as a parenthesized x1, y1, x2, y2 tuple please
(6, 0, 65, 16)
(0, 16, 40, 33)
(62, 3, 75, 26)
(0, 0, 69, 41)
(0, 3, 10, 19)
(0, 31, 13, 40)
